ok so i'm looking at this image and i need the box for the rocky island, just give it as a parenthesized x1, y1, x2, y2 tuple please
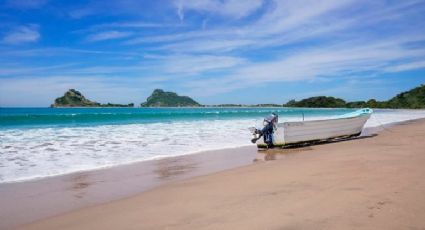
(140, 89, 201, 107)
(51, 89, 134, 107)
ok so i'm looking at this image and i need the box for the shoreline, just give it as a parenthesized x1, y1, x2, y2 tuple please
(11, 117, 425, 230)
(0, 118, 423, 229)
(2, 111, 422, 185)
(0, 144, 254, 185)
(0, 125, 392, 185)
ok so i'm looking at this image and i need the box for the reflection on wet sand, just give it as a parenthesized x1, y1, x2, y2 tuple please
(68, 174, 92, 199)
(255, 146, 314, 161)
(153, 157, 199, 180)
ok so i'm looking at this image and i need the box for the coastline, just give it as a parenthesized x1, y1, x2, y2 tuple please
(0, 143, 254, 185)
(5, 118, 425, 229)
(3, 108, 425, 184)
(1, 118, 424, 229)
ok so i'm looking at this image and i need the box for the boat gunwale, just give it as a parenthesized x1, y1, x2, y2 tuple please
(279, 111, 372, 126)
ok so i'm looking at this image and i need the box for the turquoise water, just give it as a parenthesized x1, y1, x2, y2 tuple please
(0, 107, 353, 129)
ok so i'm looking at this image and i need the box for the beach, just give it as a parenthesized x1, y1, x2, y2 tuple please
(2, 0, 425, 228)
(3, 118, 424, 229)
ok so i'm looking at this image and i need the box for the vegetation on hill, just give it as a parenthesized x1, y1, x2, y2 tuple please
(345, 101, 368, 108)
(386, 84, 425, 109)
(51, 89, 134, 107)
(140, 89, 201, 107)
(284, 84, 425, 109)
(284, 96, 346, 108)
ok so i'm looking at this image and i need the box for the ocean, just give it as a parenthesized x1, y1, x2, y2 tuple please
(1, 107, 425, 183)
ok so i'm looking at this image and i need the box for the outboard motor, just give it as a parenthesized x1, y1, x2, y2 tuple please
(250, 113, 278, 147)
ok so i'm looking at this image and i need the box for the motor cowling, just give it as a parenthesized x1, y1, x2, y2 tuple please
(250, 113, 278, 146)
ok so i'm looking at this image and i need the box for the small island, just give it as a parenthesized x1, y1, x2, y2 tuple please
(51, 89, 134, 108)
(140, 89, 201, 107)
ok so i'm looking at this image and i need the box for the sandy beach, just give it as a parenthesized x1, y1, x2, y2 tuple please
(5, 119, 425, 230)
(2, 0, 424, 229)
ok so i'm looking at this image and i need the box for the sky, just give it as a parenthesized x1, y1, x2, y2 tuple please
(0, 0, 425, 107)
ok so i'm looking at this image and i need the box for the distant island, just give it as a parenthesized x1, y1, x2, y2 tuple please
(140, 89, 201, 107)
(51, 89, 134, 107)
(283, 84, 425, 109)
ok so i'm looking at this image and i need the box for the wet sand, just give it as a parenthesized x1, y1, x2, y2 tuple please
(6, 119, 425, 229)
(0, 146, 265, 229)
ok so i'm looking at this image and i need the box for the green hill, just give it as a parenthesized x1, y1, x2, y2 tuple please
(140, 89, 201, 107)
(284, 84, 425, 109)
(51, 89, 133, 107)
(386, 84, 425, 109)
(284, 96, 346, 108)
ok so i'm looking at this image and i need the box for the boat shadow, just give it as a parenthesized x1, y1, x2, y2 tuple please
(256, 133, 378, 161)
(282, 133, 379, 149)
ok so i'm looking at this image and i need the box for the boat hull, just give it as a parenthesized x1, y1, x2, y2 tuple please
(256, 109, 372, 148)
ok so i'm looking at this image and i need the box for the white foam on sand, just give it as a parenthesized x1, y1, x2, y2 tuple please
(365, 109, 425, 128)
(1, 109, 425, 183)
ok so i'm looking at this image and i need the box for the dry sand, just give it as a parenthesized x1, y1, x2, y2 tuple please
(12, 119, 425, 230)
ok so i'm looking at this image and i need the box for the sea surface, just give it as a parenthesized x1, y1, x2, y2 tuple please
(1, 107, 425, 183)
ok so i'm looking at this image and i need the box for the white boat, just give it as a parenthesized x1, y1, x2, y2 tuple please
(252, 108, 373, 148)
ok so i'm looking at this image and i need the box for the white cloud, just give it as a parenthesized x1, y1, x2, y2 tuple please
(0, 75, 149, 107)
(93, 22, 167, 29)
(2, 0, 425, 105)
(127, 0, 425, 97)
(158, 39, 256, 53)
(130, 0, 360, 52)
(161, 55, 246, 75)
(0, 47, 143, 58)
(0, 63, 77, 76)
(2, 25, 40, 44)
(216, 0, 263, 19)
(385, 60, 425, 72)
(135, 0, 425, 56)
(175, 0, 263, 21)
(182, 35, 425, 96)
(86, 31, 132, 42)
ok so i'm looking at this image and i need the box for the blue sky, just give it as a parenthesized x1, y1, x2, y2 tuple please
(0, 0, 424, 106)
